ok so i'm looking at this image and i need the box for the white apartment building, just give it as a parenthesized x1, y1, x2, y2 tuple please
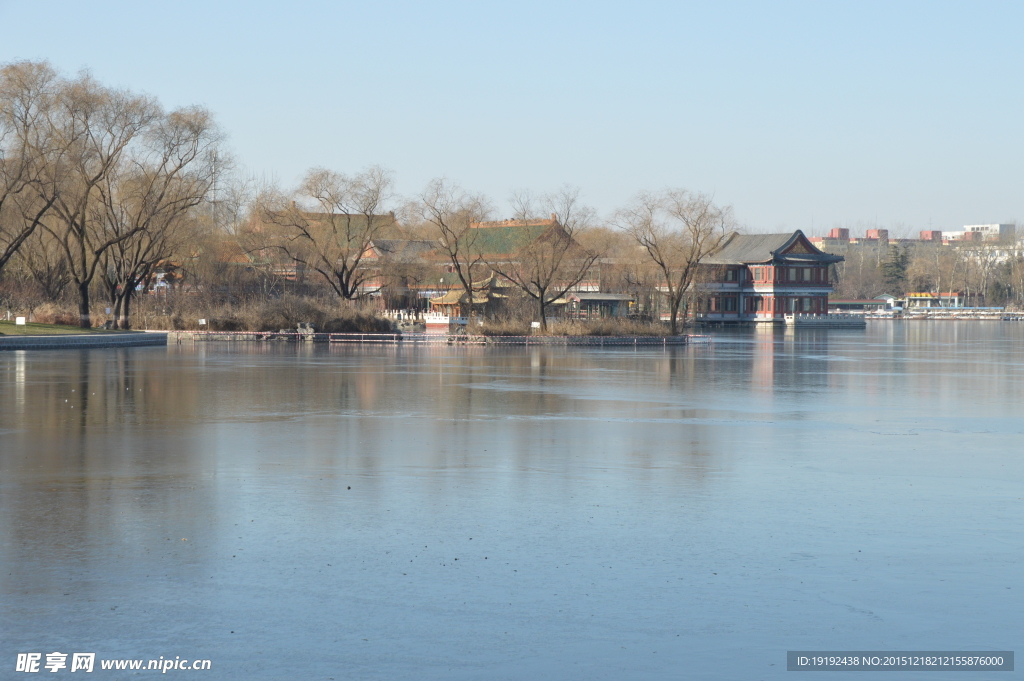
(941, 224, 1016, 242)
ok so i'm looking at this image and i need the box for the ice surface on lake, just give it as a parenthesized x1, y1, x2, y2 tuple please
(1, 323, 1021, 679)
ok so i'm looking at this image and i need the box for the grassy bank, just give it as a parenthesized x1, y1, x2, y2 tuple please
(2, 298, 675, 338)
(143, 296, 395, 333)
(0, 320, 120, 336)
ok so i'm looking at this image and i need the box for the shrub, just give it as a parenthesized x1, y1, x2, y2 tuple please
(30, 303, 78, 326)
(321, 315, 394, 333)
(541, 318, 673, 337)
(208, 317, 243, 331)
(478, 320, 531, 336)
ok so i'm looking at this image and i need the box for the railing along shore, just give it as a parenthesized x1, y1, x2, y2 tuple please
(166, 331, 706, 346)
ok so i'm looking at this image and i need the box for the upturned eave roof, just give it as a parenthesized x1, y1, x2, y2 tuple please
(702, 230, 843, 265)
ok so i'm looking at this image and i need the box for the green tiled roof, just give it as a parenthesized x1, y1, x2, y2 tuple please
(467, 223, 553, 256)
(436, 271, 496, 288)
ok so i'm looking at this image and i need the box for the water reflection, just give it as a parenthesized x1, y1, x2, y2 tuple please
(2, 324, 1023, 680)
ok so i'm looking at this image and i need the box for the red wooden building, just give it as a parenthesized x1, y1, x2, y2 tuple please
(698, 231, 843, 322)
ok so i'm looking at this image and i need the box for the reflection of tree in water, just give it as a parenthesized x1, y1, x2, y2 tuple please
(15, 336, 959, 600)
(0, 349, 214, 595)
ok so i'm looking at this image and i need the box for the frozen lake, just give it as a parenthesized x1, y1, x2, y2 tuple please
(2, 323, 1022, 679)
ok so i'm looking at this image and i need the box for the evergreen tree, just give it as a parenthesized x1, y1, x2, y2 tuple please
(881, 245, 908, 294)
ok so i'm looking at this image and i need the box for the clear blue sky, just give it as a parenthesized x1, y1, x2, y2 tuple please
(2, 0, 1021, 234)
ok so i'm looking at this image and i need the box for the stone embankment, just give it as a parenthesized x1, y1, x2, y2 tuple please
(166, 331, 702, 346)
(0, 332, 167, 351)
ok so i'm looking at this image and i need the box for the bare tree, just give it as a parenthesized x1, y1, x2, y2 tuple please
(905, 242, 962, 301)
(964, 243, 1003, 305)
(15, 227, 72, 301)
(0, 61, 59, 274)
(254, 166, 394, 300)
(419, 178, 492, 321)
(509, 188, 536, 221)
(618, 189, 731, 334)
(97, 106, 224, 327)
(1010, 257, 1024, 307)
(491, 186, 601, 330)
(36, 73, 161, 327)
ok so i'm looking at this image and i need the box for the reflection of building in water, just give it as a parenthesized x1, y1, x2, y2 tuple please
(750, 326, 834, 394)
(15, 349, 26, 413)
(751, 327, 777, 391)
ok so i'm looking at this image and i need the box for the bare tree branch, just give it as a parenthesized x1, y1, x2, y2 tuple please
(252, 166, 395, 300)
(617, 189, 732, 334)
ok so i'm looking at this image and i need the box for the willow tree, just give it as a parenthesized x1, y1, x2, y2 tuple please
(618, 189, 731, 334)
(38, 73, 161, 327)
(0, 61, 59, 275)
(97, 106, 224, 328)
(419, 178, 492, 321)
(254, 166, 394, 299)
(490, 186, 601, 330)
(15, 227, 72, 301)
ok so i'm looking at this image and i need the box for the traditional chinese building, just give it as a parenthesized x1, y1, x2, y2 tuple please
(698, 230, 843, 322)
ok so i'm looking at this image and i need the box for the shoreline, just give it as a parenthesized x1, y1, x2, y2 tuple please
(0, 332, 168, 351)
(166, 331, 702, 346)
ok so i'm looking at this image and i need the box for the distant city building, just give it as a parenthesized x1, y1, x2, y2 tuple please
(811, 228, 890, 248)
(811, 223, 1017, 248)
(941, 224, 1015, 243)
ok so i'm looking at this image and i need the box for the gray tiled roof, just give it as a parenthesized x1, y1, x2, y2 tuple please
(702, 231, 843, 265)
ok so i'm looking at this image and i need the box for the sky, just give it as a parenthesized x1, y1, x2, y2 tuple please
(2, 0, 1022, 234)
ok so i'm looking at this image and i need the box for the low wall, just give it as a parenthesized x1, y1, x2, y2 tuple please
(0, 332, 168, 351)
(166, 331, 701, 346)
(783, 314, 867, 328)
